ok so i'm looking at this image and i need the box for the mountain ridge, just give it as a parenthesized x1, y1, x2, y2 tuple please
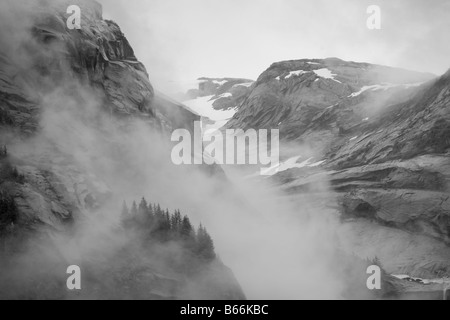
(226, 58, 436, 139)
(231, 58, 450, 280)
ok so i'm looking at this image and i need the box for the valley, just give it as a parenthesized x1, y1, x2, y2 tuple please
(0, 0, 449, 301)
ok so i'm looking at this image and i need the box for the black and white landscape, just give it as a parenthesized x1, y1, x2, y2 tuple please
(0, 0, 449, 300)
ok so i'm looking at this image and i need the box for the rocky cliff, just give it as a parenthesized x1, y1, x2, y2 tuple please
(226, 58, 434, 143)
(0, 0, 198, 134)
(227, 58, 450, 282)
(0, 0, 244, 300)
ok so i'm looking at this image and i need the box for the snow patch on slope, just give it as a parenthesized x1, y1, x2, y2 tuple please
(285, 70, 310, 79)
(216, 93, 233, 99)
(233, 82, 254, 88)
(313, 68, 341, 83)
(212, 80, 228, 86)
(393, 274, 450, 286)
(183, 95, 236, 121)
(260, 156, 325, 176)
(349, 82, 425, 98)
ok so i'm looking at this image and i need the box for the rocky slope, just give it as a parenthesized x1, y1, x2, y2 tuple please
(227, 58, 450, 283)
(0, 0, 244, 300)
(277, 69, 450, 246)
(226, 58, 433, 142)
(181, 77, 255, 143)
(0, 0, 197, 135)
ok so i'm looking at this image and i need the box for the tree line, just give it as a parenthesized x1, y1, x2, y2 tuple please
(121, 198, 216, 261)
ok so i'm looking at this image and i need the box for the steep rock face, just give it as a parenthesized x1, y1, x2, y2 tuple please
(325, 71, 450, 245)
(226, 58, 434, 144)
(0, 0, 243, 300)
(327, 70, 450, 168)
(279, 70, 450, 278)
(0, 0, 197, 134)
(230, 58, 449, 279)
(0, 0, 199, 228)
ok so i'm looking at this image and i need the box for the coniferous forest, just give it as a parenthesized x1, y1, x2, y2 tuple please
(0, 145, 222, 299)
(0, 194, 223, 299)
(120, 197, 217, 262)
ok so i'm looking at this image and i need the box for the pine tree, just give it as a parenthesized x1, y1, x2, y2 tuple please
(146, 202, 155, 227)
(181, 216, 193, 238)
(147, 203, 154, 216)
(152, 209, 169, 241)
(131, 201, 138, 216)
(171, 210, 182, 234)
(155, 204, 162, 217)
(121, 201, 129, 218)
(138, 198, 148, 216)
(180, 215, 197, 250)
(136, 197, 149, 226)
(156, 204, 164, 227)
(196, 224, 216, 260)
(165, 210, 171, 228)
(160, 210, 171, 233)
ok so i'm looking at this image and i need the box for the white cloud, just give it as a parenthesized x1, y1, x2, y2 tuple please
(99, 0, 449, 97)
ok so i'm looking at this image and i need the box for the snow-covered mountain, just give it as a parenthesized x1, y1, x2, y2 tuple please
(226, 58, 434, 138)
(224, 57, 450, 292)
(182, 77, 255, 139)
(184, 77, 254, 116)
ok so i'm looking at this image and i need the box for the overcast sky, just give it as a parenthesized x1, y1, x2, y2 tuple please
(98, 0, 450, 96)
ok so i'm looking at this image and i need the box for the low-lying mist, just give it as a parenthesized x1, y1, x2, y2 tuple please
(0, 0, 369, 300)
(4, 86, 349, 298)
